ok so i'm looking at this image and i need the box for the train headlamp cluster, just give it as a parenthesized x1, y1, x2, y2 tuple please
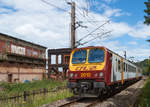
(69, 72, 103, 78)
(94, 72, 104, 77)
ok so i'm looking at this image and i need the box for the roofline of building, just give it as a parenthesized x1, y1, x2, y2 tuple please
(0, 32, 47, 49)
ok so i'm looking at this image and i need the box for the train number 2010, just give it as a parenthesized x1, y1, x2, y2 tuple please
(80, 73, 91, 78)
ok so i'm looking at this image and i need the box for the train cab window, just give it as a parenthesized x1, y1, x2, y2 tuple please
(72, 50, 87, 64)
(88, 48, 104, 63)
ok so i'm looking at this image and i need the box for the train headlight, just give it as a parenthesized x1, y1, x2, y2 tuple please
(94, 73, 98, 77)
(74, 73, 78, 78)
(69, 73, 74, 78)
(99, 72, 104, 77)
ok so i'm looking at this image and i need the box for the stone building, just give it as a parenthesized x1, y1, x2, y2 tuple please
(0, 33, 46, 82)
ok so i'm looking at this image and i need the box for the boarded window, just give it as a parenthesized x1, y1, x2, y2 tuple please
(11, 44, 26, 55)
(27, 48, 32, 56)
(32, 50, 38, 57)
(0, 40, 6, 53)
(39, 50, 45, 59)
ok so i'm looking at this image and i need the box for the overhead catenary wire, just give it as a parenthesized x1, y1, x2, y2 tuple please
(75, 16, 111, 46)
(76, 20, 110, 23)
(73, 1, 112, 47)
(75, 2, 111, 41)
(41, 0, 70, 13)
(75, 3, 101, 26)
(42, 0, 112, 47)
(77, 20, 110, 43)
(75, 17, 107, 44)
(77, 31, 112, 46)
(75, 1, 111, 28)
(75, 6, 98, 26)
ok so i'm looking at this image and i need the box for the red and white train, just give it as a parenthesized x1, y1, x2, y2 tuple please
(67, 46, 142, 97)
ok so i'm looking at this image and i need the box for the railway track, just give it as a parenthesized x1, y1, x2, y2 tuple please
(58, 80, 136, 107)
(58, 90, 117, 107)
(59, 98, 101, 107)
(40, 78, 146, 107)
(58, 98, 82, 107)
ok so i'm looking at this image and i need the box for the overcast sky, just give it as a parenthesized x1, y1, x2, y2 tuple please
(0, 0, 150, 61)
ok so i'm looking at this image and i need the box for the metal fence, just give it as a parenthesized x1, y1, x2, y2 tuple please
(0, 86, 67, 107)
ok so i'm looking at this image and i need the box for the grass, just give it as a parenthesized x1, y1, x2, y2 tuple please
(0, 88, 73, 107)
(0, 79, 73, 107)
(139, 77, 150, 107)
(0, 79, 67, 97)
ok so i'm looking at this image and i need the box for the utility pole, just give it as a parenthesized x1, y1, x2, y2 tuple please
(68, 2, 76, 49)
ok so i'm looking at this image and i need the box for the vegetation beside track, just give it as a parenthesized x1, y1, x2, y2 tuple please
(0, 79, 73, 107)
(2, 88, 73, 107)
(0, 79, 66, 97)
(139, 77, 150, 107)
(136, 59, 150, 75)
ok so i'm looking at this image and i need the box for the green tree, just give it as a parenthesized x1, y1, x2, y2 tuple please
(148, 58, 150, 73)
(144, 0, 150, 42)
(144, 0, 150, 25)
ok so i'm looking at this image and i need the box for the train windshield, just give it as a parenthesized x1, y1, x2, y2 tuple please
(72, 50, 87, 64)
(88, 48, 104, 63)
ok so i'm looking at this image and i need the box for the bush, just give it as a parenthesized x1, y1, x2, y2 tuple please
(139, 77, 150, 107)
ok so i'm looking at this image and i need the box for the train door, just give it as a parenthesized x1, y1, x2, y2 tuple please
(111, 54, 117, 82)
(117, 57, 121, 81)
(111, 54, 123, 82)
(136, 68, 138, 78)
(124, 61, 128, 80)
(127, 63, 129, 79)
(121, 57, 124, 84)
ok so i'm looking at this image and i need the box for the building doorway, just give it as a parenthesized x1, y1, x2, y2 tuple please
(8, 74, 12, 82)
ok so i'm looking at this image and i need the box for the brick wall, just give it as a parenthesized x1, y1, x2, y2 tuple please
(0, 66, 45, 82)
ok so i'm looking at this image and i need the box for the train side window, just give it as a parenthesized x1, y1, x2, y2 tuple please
(126, 63, 128, 72)
(118, 60, 121, 71)
(128, 65, 131, 72)
(123, 62, 125, 71)
(127, 64, 130, 72)
(110, 53, 112, 61)
(116, 59, 118, 72)
(134, 67, 136, 72)
(129, 65, 132, 72)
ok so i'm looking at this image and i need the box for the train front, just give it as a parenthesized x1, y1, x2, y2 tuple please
(67, 47, 107, 97)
